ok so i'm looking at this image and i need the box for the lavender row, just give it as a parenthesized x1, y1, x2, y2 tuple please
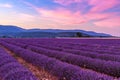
(21, 38, 120, 51)
(13, 39, 120, 55)
(3, 39, 120, 63)
(26, 45, 120, 77)
(39, 44, 120, 62)
(33, 43, 120, 62)
(0, 47, 37, 80)
(45, 42, 120, 55)
(2, 40, 120, 77)
(9, 38, 120, 53)
(19, 41, 120, 63)
(43, 42, 120, 55)
(0, 41, 115, 80)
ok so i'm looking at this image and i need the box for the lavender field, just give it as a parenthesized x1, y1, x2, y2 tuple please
(0, 38, 120, 80)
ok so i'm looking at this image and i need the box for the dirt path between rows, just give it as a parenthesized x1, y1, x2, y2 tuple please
(1, 45, 58, 80)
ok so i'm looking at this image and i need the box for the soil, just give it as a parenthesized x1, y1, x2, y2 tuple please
(1, 46, 58, 80)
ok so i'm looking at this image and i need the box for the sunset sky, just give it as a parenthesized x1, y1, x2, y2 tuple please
(0, 0, 120, 36)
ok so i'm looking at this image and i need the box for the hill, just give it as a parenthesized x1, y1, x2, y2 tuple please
(0, 25, 112, 38)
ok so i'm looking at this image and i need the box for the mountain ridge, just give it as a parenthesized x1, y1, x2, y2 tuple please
(0, 25, 112, 38)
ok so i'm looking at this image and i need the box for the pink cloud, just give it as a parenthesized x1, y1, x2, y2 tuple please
(53, 0, 120, 12)
(22, 0, 120, 30)
(35, 8, 119, 28)
(94, 17, 120, 27)
(34, 7, 86, 25)
(85, 12, 118, 21)
(88, 0, 120, 12)
(0, 3, 13, 8)
(25, 2, 120, 28)
(17, 13, 36, 21)
(53, 0, 83, 6)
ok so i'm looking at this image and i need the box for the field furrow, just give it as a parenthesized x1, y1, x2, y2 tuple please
(0, 38, 119, 80)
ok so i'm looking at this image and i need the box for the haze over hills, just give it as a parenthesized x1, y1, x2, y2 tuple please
(0, 25, 112, 38)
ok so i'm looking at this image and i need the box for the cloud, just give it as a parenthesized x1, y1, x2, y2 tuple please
(22, 1, 86, 25)
(0, 3, 13, 8)
(94, 16, 120, 27)
(17, 13, 36, 22)
(85, 12, 118, 21)
(35, 7, 87, 25)
(22, 1, 120, 28)
(0, 12, 38, 29)
(7, 0, 119, 36)
(53, 0, 83, 6)
(88, 0, 120, 12)
(53, 0, 120, 13)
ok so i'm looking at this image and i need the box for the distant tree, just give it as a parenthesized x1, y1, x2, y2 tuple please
(76, 32, 82, 37)
(2, 35, 7, 38)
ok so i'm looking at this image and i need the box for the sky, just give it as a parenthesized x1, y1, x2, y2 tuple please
(0, 0, 120, 36)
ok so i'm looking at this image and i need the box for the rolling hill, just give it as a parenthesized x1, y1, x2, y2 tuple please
(0, 25, 112, 38)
